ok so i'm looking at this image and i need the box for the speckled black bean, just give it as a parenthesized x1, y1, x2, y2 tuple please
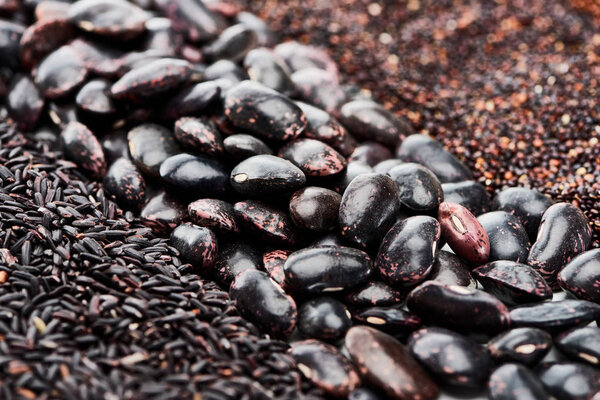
(6, 74, 44, 132)
(494, 187, 554, 242)
(61, 121, 107, 180)
(279, 138, 346, 177)
(159, 153, 230, 198)
(339, 173, 401, 250)
(558, 248, 600, 304)
(472, 261, 552, 306)
(353, 307, 421, 336)
(291, 340, 361, 398)
(487, 327, 552, 366)
(223, 134, 273, 160)
(214, 241, 262, 286)
(36, 45, 88, 99)
(233, 200, 299, 246)
(230, 269, 297, 339)
(376, 216, 440, 287)
(409, 327, 492, 388)
(442, 180, 490, 216)
(428, 250, 475, 287)
(170, 222, 218, 269)
(244, 47, 295, 95)
(347, 141, 392, 167)
(103, 157, 146, 210)
(204, 24, 257, 62)
(75, 79, 116, 123)
(298, 297, 352, 341)
(397, 134, 472, 183)
(555, 327, 600, 367)
(127, 123, 181, 178)
(387, 163, 443, 211)
(154, 0, 225, 42)
(489, 364, 551, 400)
(344, 281, 405, 308)
(188, 198, 239, 235)
(289, 186, 341, 232)
(478, 211, 530, 263)
(509, 299, 600, 331)
(262, 249, 291, 288)
(536, 362, 600, 400)
(173, 117, 224, 156)
(140, 190, 187, 234)
(527, 202, 591, 286)
(224, 80, 307, 141)
(284, 246, 372, 294)
(230, 154, 306, 197)
(68, 0, 149, 40)
(162, 80, 221, 120)
(407, 281, 510, 335)
(292, 68, 347, 115)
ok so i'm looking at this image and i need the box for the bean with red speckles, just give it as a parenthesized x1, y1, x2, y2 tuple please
(558, 248, 600, 304)
(284, 246, 372, 294)
(555, 327, 600, 366)
(223, 134, 273, 160)
(347, 141, 392, 167)
(188, 198, 239, 235)
(36, 45, 88, 99)
(289, 187, 341, 232)
(214, 241, 262, 286)
(536, 362, 600, 400)
(527, 202, 591, 286)
(279, 138, 346, 177)
(230, 269, 297, 339)
(397, 134, 472, 183)
(103, 157, 146, 210)
(263, 249, 291, 287)
(489, 364, 551, 400)
(233, 200, 299, 246)
(230, 155, 306, 197)
(61, 121, 107, 180)
(478, 211, 530, 263)
(244, 47, 295, 95)
(387, 163, 443, 211)
(339, 173, 401, 250)
(487, 328, 552, 366)
(298, 297, 352, 341)
(376, 216, 440, 287)
(472, 261, 552, 306)
(140, 190, 187, 234)
(163, 81, 222, 120)
(170, 223, 218, 269)
(291, 340, 361, 398)
(159, 153, 230, 198)
(409, 327, 492, 388)
(6, 74, 44, 132)
(353, 307, 421, 336)
(292, 68, 347, 114)
(128, 123, 181, 178)
(19, 18, 75, 70)
(68, 0, 149, 40)
(510, 299, 600, 332)
(344, 326, 439, 400)
(174, 117, 224, 156)
(344, 281, 404, 308)
(428, 251, 475, 287)
(494, 187, 554, 242)
(204, 24, 257, 62)
(224, 80, 307, 141)
(407, 281, 510, 335)
(442, 180, 490, 216)
(438, 201, 490, 265)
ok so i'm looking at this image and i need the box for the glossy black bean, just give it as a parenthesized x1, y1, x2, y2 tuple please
(387, 163, 443, 211)
(344, 281, 405, 308)
(230, 269, 297, 339)
(477, 211, 530, 263)
(428, 251, 475, 287)
(6, 74, 44, 132)
(103, 157, 146, 210)
(143, 17, 177, 54)
(527, 202, 591, 285)
(60, 121, 107, 180)
(510, 299, 600, 331)
(170, 223, 218, 269)
(101, 130, 129, 163)
(274, 41, 338, 76)
(409, 327, 492, 388)
(214, 241, 262, 286)
(397, 134, 472, 183)
(292, 68, 346, 114)
(442, 180, 490, 216)
(289, 187, 341, 232)
(298, 297, 352, 341)
(154, 0, 226, 42)
(536, 362, 600, 400)
(69, 37, 123, 79)
(262, 249, 290, 288)
(233, 200, 299, 246)
(75, 79, 116, 123)
(159, 153, 230, 198)
(230, 154, 306, 197)
(472, 261, 552, 305)
(332, 161, 373, 193)
(339, 100, 413, 147)
(279, 138, 346, 177)
(555, 327, 600, 366)
(487, 327, 552, 366)
(488, 364, 551, 400)
(309, 233, 347, 248)
(0, 19, 24, 69)
(19, 18, 75, 70)
(223, 134, 273, 160)
(205, 24, 257, 62)
(353, 307, 421, 336)
(347, 141, 392, 167)
(345, 326, 439, 400)
(339, 173, 401, 250)
(188, 198, 239, 235)
(204, 59, 249, 83)
(558, 248, 600, 303)
(224, 80, 307, 141)
(244, 47, 294, 95)
(140, 190, 187, 234)
(373, 159, 404, 174)
(36, 45, 88, 99)
(236, 11, 277, 47)
(493, 187, 554, 241)
(68, 0, 149, 39)
(376, 216, 440, 287)
(407, 281, 510, 335)
(163, 80, 221, 120)
(284, 246, 372, 294)
(127, 123, 181, 178)
(291, 340, 360, 398)
(174, 117, 224, 156)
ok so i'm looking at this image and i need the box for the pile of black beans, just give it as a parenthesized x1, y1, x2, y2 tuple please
(2, 1, 600, 399)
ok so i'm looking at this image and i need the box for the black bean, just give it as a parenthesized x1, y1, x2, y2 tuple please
(298, 297, 352, 341)
(478, 211, 530, 263)
(489, 364, 551, 400)
(487, 327, 552, 366)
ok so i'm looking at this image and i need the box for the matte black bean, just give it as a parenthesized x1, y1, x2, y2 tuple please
(244, 47, 294, 95)
(214, 242, 261, 286)
(509, 299, 600, 331)
(127, 123, 181, 178)
(289, 187, 341, 232)
(536, 362, 600, 400)
(159, 153, 230, 198)
(487, 327, 552, 366)
(6, 74, 44, 132)
(428, 251, 475, 287)
(489, 364, 551, 400)
(442, 180, 490, 216)
(353, 307, 421, 336)
(230, 155, 305, 197)
(344, 281, 405, 308)
(558, 248, 600, 303)
(223, 134, 273, 160)
(279, 138, 346, 177)
(188, 199, 239, 235)
(555, 327, 600, 366)
(68, 0, 149, 40)
(103, 157, 146, 210)
(298, 297, 352, 341)
(174, 117, 224, 157)
(233, 200, 299, 246)
(170, 223, 218, 269)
